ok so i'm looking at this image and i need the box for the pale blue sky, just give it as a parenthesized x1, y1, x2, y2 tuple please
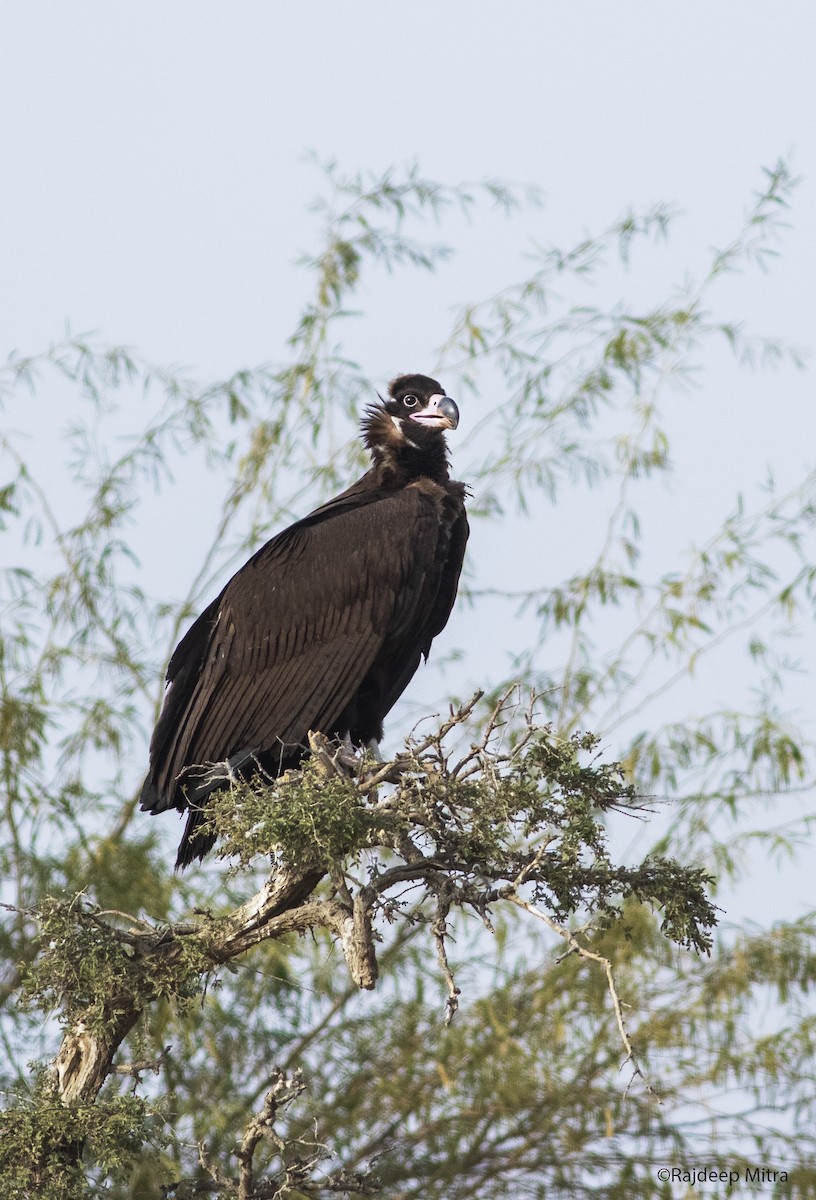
(2, 5, 814, 370)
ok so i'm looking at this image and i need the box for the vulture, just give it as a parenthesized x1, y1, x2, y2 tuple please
(140, 374, 469, 867)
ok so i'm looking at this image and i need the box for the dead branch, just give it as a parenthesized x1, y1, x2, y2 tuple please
(507, 895, 660, 1101)
(113, 1044, 171, 1081)
(431, 888, 460, 1025)
(237, 1069, 305, 1200)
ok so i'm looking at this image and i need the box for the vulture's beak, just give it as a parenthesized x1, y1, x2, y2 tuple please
(410, 394, 459, 430)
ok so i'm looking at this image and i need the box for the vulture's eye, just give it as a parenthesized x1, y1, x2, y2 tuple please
(403, 394, 419, 408)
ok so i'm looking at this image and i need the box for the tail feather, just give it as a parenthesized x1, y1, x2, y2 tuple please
(175, 805, 217, 870)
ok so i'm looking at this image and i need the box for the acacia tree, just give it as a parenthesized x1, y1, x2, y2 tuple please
(1, 162, 814, 1199)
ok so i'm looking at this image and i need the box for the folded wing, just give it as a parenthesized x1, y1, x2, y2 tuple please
(140, 483, 466, 865)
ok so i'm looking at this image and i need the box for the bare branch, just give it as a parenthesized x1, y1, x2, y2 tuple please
(431, 889, 461, 1026)
(507, 895, 660, 1101)
(237, 1069, 304, 1200)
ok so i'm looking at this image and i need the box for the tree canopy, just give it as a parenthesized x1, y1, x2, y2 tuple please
(1, 161, 814, 1199)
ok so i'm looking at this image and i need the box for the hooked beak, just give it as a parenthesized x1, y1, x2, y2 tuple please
(410, 393, 459, 431)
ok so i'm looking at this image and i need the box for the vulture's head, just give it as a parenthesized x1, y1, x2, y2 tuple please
(385, 374, 459, 432)
(363, 373, 460, 467)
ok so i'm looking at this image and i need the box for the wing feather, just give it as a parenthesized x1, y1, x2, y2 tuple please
(141, 487, 443, 817)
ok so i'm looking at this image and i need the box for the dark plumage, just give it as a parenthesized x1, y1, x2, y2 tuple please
(140, 374, 469, 867)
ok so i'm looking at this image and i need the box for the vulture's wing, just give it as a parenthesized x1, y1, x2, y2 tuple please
(140, 485, 449, 821)
(377, 499, 469, 718)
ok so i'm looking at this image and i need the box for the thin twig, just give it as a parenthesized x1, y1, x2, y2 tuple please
(431, 892, 461, 1026)
(507, 895, 660, 1101)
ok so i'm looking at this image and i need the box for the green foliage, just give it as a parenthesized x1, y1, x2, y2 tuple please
(20, 895, 211, 1029)
(207, 759, 383, 871)
(206, 720, 716, 958)
(0, 1072, 147, 1200)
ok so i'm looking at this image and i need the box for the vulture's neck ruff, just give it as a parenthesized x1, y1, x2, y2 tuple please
(362, 404, 453, 485)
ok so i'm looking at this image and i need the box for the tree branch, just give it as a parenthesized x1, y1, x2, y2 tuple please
(506, 894, 659, 1101)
